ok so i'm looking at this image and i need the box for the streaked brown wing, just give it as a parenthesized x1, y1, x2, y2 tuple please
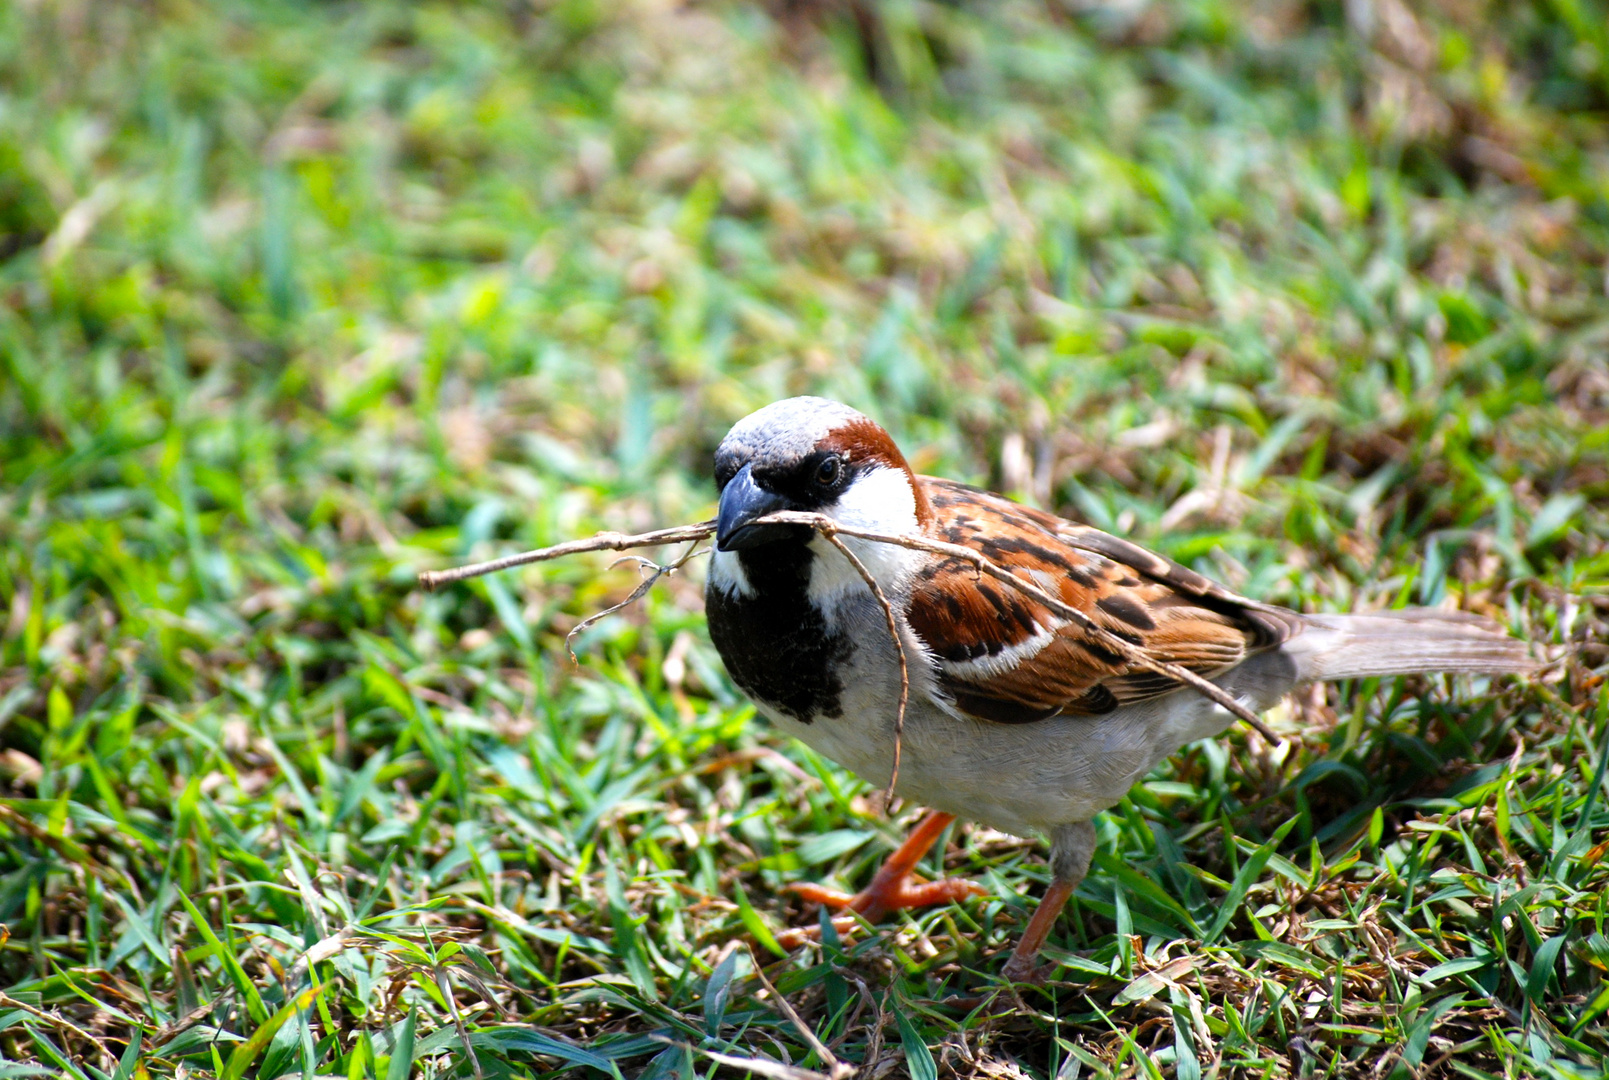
(904, 478, 1301, 723)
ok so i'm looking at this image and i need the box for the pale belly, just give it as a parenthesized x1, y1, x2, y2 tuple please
(757, 647, 1298, 839)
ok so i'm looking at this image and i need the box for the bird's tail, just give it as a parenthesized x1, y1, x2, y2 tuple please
(1285, 608, 1536, 683)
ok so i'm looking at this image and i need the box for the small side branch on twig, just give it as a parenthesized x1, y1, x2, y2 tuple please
(564, 542, 707, 660)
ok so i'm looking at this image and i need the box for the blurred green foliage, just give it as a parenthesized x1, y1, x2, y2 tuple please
(0, 0, 1606, 1077)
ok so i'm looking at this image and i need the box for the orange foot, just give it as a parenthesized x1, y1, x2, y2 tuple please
(776, 812, 986, 949)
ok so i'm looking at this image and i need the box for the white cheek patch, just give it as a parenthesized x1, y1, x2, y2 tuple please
(806, 466, 924, 612)
(829, 465, 919, 533)
(707, 548, 754, 597)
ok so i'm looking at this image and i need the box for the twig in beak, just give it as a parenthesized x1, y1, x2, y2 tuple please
(416, 522, 716, 590)
(416, 511, 1280, 743)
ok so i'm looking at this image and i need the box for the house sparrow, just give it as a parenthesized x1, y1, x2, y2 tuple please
(703, 397, 1534, 980)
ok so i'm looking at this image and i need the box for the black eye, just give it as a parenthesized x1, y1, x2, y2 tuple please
(814, 456, 843, 488)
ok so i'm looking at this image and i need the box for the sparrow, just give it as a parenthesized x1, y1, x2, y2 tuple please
(703, 397, 1534, 981)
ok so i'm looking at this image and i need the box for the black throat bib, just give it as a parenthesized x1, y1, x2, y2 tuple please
(705, 540, 852, 724)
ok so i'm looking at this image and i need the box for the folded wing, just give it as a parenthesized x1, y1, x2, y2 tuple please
(904, 479, 1305, 724)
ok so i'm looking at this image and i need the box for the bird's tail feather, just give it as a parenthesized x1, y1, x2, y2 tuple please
(1288, 609, 1536, 683)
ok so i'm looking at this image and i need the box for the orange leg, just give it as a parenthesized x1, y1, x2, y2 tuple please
(1000, 820, 1095, 983)
(779, 812, 985, 946)
(1000, 878, 1075, 982)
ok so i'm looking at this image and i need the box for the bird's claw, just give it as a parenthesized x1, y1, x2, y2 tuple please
(1000, 952, 1053, 985)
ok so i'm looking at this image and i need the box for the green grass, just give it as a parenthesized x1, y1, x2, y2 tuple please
(2, 0, 1608, 1076)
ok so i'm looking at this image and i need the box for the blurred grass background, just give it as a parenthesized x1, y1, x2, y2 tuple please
(1, 0, 1608, 1076)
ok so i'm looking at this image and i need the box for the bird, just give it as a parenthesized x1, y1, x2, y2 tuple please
(702, 396, 1535, 981)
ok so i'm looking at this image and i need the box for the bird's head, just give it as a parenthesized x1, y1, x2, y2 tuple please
(712, 397, 932, 554)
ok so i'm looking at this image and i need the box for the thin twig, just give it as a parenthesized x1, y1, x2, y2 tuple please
(438, 966, 483, 1080)
(746, 945, 855, 1080)
(416, 522, 716, 590)
(816, 532, 910, 802)
(416, 513, 1278, 741)
(756, 511, 1278, 741)
(418, 924, 484, 1080)
(0, 992, 116, 1065)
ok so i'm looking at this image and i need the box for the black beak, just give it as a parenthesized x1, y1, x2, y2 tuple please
(716, 464, 792, 551)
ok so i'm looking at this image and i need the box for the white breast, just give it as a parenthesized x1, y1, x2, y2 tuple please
(760, 644, 1301, 839)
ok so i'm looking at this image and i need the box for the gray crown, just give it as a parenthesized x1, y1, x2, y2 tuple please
(714, 397, 868, 481)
